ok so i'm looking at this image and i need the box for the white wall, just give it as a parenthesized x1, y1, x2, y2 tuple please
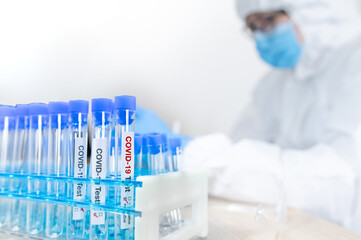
(0, 0, 268, 137)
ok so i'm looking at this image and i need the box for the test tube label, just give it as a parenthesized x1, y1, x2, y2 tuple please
(90, 138, 108, 225)
(91, 138, 108, 179)
(91, 210, 105, 225)
(120, 214, 133, 229)
(73, 136, 87, 220)
(120, 132, 134, 207)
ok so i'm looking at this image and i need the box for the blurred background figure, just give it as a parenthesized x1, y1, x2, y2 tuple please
(184, 0, 361, 234)
(233, 0, 361, 160)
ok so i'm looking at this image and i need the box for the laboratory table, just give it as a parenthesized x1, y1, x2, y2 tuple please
(207, 197, 361, 240)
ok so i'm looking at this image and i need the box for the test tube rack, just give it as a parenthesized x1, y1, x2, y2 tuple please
(0, 170, 208, 240)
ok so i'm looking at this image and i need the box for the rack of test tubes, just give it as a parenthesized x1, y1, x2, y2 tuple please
(0, 96, 208, 240)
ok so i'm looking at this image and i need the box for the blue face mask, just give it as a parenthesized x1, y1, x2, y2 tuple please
(254, 21, 304, 69)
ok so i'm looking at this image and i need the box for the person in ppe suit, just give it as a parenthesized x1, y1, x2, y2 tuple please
(183, 0, 361, 233)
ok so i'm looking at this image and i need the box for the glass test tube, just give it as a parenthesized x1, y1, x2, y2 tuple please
(67, 100, 89, 240)
(107, 102, 117, 239)
(26, 103, 48, 235)
(147, 133, 163, 174)
(160, 133, 174, 235)
(45, 102, 69, 238)
(9, 104, 29, 232)
(134, 134, 143, 170)
(0, 105, 15, 228)
(114, 95, 136, 240)
(169, 137, 182, 172)
(107, 136, 116, 238)
(90, 98, 112, 239)
(142, 135, 149, 173)
(161, 133, 171, 172)
(169, 137, 183, 229)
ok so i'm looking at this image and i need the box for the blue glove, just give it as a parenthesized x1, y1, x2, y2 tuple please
(135, 106, 193, 146)
(136, 106, 173, 135)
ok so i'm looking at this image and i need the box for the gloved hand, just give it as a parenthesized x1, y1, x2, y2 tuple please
(135, 106, 193, 146)
(136, 106, 173, 135)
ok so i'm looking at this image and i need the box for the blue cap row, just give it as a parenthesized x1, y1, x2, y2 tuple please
(1, 95, 136, 129)
(1, 95, 137, 116)
(1, 100, 90, 117)
(134, 132, 182, 156)
(91, 96, 136, 113)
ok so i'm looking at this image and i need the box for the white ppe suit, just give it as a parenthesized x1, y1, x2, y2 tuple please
(183, 0, 361, 233)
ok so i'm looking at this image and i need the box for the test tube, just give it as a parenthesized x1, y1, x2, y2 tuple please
(169, 137, 182, 171)
(26, 103, 48, 235)
(134, 134, 143, 170)
(161, 133, 171, 172)
(147, 133, 163, 174)
(90, 98, 112, 239)
(114, 95, 136, 239)
(107, 103, 117, 239)
(169, 137, 183, 228)
(107, 136, 116, 239)
(142, 135, 149, 173)
(0, 105, 15, 228)
(67, 100, 89, 240)
(109, 101, 116, 178)
(45, 102, 69, 238)
(9, 104, 29, 232)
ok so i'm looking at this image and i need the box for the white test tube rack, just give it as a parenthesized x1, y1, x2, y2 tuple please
(135, 171, 208, 240)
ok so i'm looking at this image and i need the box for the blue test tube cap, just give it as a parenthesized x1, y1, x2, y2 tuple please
(28, 103, 48, 115)
(0, 105, 15, 130)
(92, 98, 112, 126)
(114, 96, 136, 125)
(147, 132, 162, 145)
(15, 104, 29, 129)
(169, 137, 182, 155)
(49, 101, 68, 114)
(135, 133, 143, 155)
(28, 103, 48, 129)
(69, 100, 89, 114)
(91, 98, 113, 113)
(147, 133, 162, 155)
(114, 95, 136, 110)
(0, 105, 15, 117)
(15, 104, 29, 116)
(49, 102, 68, 128)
